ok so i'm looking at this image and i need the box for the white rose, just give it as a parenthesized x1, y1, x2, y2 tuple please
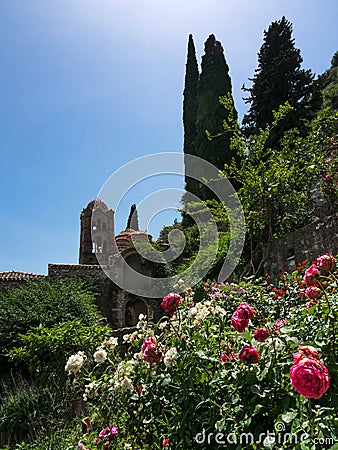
(93, 348, 107, 363)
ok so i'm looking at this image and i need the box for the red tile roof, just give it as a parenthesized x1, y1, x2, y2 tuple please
(0, 271, 45, 281)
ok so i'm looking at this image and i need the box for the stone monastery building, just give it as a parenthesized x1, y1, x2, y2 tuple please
(0, 199, 163, 329)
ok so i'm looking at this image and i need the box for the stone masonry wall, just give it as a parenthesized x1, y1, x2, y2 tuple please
(265, 211, 338, 276)
(47, 264, 164, 329)
(48, 264, 125, 329)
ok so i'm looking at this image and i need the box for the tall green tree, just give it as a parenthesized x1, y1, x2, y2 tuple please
(242, 16, 320, 146)
(182, 34, 238, 226)
(318, 50, 338, 111)
(183, 34, 199, 197)
(195, 34, 238, 180)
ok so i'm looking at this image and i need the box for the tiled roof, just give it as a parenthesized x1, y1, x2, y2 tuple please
(115, 229, 153, 252)
(0, 271, 45, 281)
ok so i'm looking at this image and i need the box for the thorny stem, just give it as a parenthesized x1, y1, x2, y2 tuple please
(318, 279, 336, 356)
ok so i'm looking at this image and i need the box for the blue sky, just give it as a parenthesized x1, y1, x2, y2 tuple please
(0, 0, 337, 275)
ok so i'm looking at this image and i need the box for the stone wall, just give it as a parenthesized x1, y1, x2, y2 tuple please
(48, 264, 125, 329)
(265, 211, 338, 276)
(47, 264, 163, 329)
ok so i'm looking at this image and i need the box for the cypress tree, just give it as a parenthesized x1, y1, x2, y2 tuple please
(242, 17, 320, 145)
(183, 34, 199, 197)
(195, 34, 238, 200)
(127, 204, 139, 230)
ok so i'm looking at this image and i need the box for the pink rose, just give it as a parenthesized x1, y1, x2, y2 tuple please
(290, 357, 330, 399)
(303, 264, 320, 286)
(162, 438, 169, 447)
(273, 319, 289, 333)
(306, 300, 318, 309)
(142, 336, 157, 352)
(142, 337, 162, 363)
(99, 425, 118, 438)
(221, 352, 237, 362)
(305, 286, 321, 300)
(143, 347, 163, 364)
(239, 345, 260, 364)
(293, 345, 319, 363)
(253, 328, 269, 342)
(317, 253, 336, 271)
(236, 302, 254, 319)
(220, 347, 237, 362)
(110, 426, 118, 435)
(161, 292, 182, 316)
(231, 311, 249, 332)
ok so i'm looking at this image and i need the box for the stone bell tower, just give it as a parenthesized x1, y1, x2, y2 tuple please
(79, 199, 115, 265)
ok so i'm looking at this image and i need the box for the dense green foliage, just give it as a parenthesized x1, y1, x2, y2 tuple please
(182, 34, 239, 226)
(220, 102, 338, 274)
(0, 377, 77, 446)
(319, 51, 338, 111)
(0, 279, 109, 448)
(179, 22, 336, 275)
(181, 34, 239, 205)
(9, 319, 111, 377)
(242, 16, 320, 147)
(0, 279, 100, 361)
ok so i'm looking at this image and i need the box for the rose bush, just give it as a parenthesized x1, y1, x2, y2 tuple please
(66, 254, 338, 450)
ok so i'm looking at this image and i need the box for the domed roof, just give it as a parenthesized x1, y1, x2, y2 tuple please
(86, 199, 109, 213)
(115, 228, 153, 252)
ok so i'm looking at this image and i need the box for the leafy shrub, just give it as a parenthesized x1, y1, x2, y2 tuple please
(0, 279, 101, 359)
(1, 319, 112, 447)
(9, 320, 111, 377)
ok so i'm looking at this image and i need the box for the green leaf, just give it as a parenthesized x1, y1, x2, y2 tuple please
(328, 444, 338, 450)
(281, 410, 298, 424)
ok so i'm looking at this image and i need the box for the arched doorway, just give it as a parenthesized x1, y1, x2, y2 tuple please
(125, 298, 148, 327)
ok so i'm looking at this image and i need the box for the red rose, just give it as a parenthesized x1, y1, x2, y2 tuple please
(161, 292, 182, 316)
(221, 352, 237, 362)
(293, 345, 319, 363)
(303, 264, 320, 286)
(305, 286, 321, 300)
(141, 336, 157, 352)
(253, 328, 269, 342)
(231, 311, 249, 332)
(236, 302, 254, 319)
(239, 345, 260, 364)
(317, 253, 336, 271)
(143, 347, 163, 364)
